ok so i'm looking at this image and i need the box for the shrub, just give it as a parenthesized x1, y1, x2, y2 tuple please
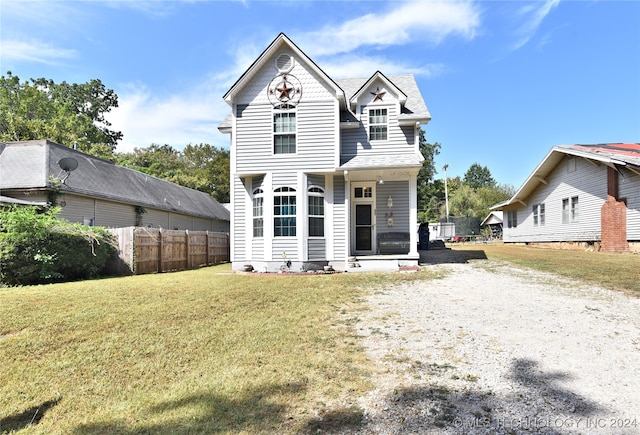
(0, 206, 117, 286)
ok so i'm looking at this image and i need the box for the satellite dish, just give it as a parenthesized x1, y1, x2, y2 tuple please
(57, 157, 78, 184)
(58, 157, 78, 172)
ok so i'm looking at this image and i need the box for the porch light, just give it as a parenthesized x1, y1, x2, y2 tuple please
(387, 196, 393, 209)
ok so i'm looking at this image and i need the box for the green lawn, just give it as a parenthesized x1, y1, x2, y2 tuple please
(0, 265, 431, 434)
(454, 243, 640, 296)
(2, 245, 637, 434)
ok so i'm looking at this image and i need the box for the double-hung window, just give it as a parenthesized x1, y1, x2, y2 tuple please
(252, 188, 264, 237)
(274, 112, 296, 154)
(369, 108, 387, 141)
(532, 203, 545, 226)
(507, 210, 518, 228)
(562, 196, 579, 223)
(308, 187, 324, 237)
(274, 187, 296, 236)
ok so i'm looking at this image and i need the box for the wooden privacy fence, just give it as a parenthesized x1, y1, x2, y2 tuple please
(108, 227, 229, 275)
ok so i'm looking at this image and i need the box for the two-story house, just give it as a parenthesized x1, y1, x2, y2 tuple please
(218, 33, 431, 272)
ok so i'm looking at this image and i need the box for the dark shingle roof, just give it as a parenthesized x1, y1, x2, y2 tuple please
(0, 140, 229, 221)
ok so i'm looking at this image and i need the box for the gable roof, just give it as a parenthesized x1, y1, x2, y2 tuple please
(493, 143, 640, 209)
(348, 71, 407, 109)
(336, 73, 431, 125)
(222, 33, 345, 108)
(218, 34, 431, 131)
(0, 140, 230, 221)
(481, 210, 503, 226)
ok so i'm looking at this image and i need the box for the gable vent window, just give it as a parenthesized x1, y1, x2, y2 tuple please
(369, 108, 387, 141)
(275, 54, 294, 73)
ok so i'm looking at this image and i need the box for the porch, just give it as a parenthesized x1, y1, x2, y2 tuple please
(345, 253, 420, 272)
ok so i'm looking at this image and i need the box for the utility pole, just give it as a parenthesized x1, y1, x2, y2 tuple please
(443, 164, 449, 223)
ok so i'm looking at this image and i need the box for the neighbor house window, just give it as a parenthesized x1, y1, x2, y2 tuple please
(274, 187, 296, 236)
(562, 196, 579, 223)
(507, 210, 517, 228)
(532, 203, 545, 226)
(308, 187, 324, 237)
(252, 188, 264, 237)
(274, 112, 296, 154)
(369, 108, 387, 141)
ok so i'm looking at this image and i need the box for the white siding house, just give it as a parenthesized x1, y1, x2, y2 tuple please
(219, 33, 431, 271)
(493, 143, 640, 252)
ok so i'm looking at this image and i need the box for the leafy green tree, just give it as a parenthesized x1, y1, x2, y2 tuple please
(463, 163, 496, 189)
(117, 143, 230, 204)
(416, 129, 441, 222)
(0, 71, 121, 159)
(448, 183, 483, 218)
(182, 144, 230, 203)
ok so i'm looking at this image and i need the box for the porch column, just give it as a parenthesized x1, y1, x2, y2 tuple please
(408, 174, 419, 257)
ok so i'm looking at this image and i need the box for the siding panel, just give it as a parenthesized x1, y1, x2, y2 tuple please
(504, 156, 607, 242)
(620, 168, 640, 240)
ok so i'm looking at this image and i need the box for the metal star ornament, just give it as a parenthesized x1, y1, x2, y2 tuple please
(371, 86, 386, 102)
(276, 76, 294, 101)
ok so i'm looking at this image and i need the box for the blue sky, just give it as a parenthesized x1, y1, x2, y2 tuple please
(1, 0, 639, 187)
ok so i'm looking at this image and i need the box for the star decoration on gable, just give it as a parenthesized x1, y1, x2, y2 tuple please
(371, 86, 386, 102)
(268, 73, 302, 107)
(276, 75, 294, 101)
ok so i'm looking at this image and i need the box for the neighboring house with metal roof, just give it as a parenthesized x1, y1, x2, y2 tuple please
(491, 143, 640, 252)
(218, 33, 431, 272)
(0, 140, 230, 231)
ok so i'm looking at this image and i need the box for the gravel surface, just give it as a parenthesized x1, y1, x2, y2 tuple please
(353, 249, 640, 434)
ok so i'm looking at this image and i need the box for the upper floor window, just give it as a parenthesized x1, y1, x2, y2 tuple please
(532, 203, 545, 226)
(252, 188, 264, 237)
(507, 210, 517, 228)
(562, 196, 579, 223)
(274, 187, 296, 236)
(369, 108, 387, 141)
(308, 187, 324, 237)
(274, 112, 296, 154)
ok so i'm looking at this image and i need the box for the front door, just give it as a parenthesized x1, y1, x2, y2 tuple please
(352, 184, 375, 254)
(355, 204, 372, 251)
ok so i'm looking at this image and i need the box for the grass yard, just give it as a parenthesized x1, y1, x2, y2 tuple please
(0, 264, 433, 434)
(454, 243, 640, 296)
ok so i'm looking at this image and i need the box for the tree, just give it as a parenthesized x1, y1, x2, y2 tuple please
(463, 163, 496, 190)
(416, 129, 441, 222)
(116, 143, 230, 204)
(0, 71, 122, 159)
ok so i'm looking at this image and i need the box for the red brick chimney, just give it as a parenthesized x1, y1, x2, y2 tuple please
(600, 166, 628, 252)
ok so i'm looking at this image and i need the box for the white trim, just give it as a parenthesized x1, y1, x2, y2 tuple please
(325, 174, 334, 263)
(264, 173, 273, 260)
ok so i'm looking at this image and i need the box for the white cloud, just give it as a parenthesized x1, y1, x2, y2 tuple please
(107, 82, 230, 153)
(0, 40, 77, 64)
(511, 0, 561, 51)
(295, 1, 481, 56)
(321, 54, 447, 79)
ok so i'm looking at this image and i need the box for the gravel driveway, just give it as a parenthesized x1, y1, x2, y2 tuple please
(354, 249, 640, 434)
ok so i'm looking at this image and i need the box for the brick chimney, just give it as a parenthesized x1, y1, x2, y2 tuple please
(600, 166, 628, 252)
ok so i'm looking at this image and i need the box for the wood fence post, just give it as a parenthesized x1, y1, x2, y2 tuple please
(158, 228, 163, 273)
(185, 229, 190, 269)
(206, 231, 210, 265)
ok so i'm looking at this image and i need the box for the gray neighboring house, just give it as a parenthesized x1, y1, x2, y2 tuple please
(219, 33, 431, 272)
(0, 140, 230, 231)
(492, 143, 640, 252)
